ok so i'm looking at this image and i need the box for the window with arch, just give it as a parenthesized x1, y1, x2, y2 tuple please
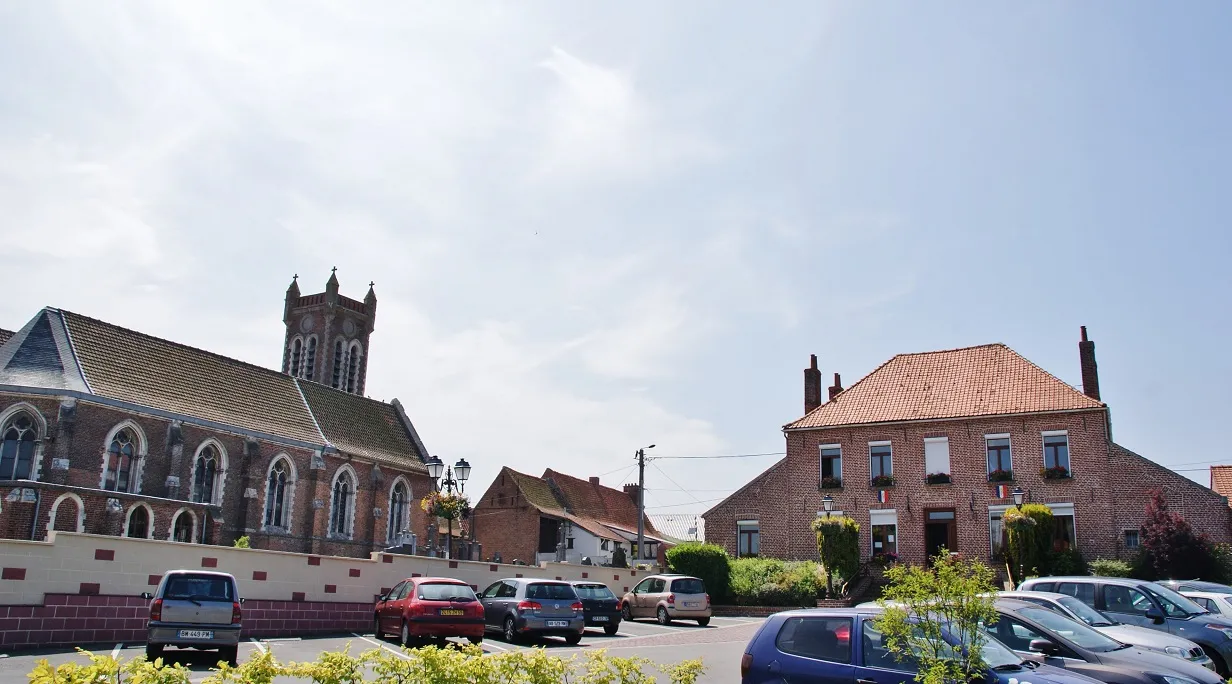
(172, 511, 194, 543)
(332, 339, 345, 388)
(264, 458, 292, 529)
(289, 337, 303, 376)
(330, 469, 356, 537)
(126, 505, 150, 538)
(345, 342, 363, 393)
(103, 428, 138, 492)
(0, 412, 38, 480)
(388, 480, 409, 542)
(303, 336, 318, 380)
(192, 445, 220, 504)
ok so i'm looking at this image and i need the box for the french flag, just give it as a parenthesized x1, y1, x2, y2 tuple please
(994, 484, 1010, 499)
(876, 490, 890, 504)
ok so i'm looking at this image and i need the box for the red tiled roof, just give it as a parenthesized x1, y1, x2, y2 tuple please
(786, 343, 1105, 430)
(543, 469, 659, 536)
(1211, 466, 1232, 504)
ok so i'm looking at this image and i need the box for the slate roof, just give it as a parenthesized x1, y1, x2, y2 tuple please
(1211, 466, 1232, 505)
(0, 329, 12, 346)
(786, 343, 1105, 430)
(0, 307, 428, 472)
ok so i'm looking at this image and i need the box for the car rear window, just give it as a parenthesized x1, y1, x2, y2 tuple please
(165, 575, 233, 601)
(574, 584, 616, 600)
(671, 578, 705, 594)
(418, 583, 476, 602)
(775, 616, 852, 663)
(526, 583, 577, 600)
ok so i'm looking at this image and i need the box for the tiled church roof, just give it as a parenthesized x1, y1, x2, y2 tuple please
(786, 343, 1105, 430)
(0, 308, 427, 472)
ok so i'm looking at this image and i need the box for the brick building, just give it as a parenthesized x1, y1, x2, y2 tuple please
(704, 328, 1231, 566)
(472, 467, 667, 566)
(0, 273, 436, 558)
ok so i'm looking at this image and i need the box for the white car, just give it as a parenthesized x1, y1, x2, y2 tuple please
(1181, 590, 1232, 618)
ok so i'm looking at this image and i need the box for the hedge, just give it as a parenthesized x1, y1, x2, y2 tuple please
(728, 557, 823, 606)
(666, 542, 731, 601)
(27, 644, 706, 684)
(1088, 558, 1133, 578)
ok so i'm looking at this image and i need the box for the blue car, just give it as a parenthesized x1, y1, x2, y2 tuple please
(741, 607, 1108, 684)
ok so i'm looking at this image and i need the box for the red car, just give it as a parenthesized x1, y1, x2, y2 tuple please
(374, 577, 485, 647)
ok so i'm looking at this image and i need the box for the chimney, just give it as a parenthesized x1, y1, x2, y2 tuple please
(804, 354, 822, 414)
(623, 483, 640, 503)
(828, 373, 843, 401)
(589, 476, 600, 486)
(1079, 326, 1100, 401)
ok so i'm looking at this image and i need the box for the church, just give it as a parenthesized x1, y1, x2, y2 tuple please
(0, 272, 436, 559)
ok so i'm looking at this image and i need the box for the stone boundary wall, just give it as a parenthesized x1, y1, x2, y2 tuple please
(0, 532, 658, 607)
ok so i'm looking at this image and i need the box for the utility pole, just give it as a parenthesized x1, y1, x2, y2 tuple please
(635, 444, 655, 562)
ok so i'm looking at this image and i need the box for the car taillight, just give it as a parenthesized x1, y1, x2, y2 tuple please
(705, 594, 711, 606)
(571, 601, 584, 613)
(232, 602, 242, 625)
(407, 601, 423, 617)
(517, 601, 542, 613)
(741, 653, 753, 678)
(667, 593, 676, 605)
(149, 599, 163, 621)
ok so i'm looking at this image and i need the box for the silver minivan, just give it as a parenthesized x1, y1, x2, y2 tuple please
(141, 570, 243, 665)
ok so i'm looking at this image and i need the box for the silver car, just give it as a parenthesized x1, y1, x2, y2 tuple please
(1002, 591, 1215, 671)
(141, 570, 243, 665)
(478, 578, 585, 644)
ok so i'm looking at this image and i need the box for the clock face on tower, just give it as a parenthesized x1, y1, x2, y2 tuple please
(343, 319, 357, 336)
(299, 315, 315, 333)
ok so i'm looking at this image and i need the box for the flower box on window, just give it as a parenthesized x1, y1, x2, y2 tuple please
(925, 472, 952, 485)
(1041, 465, 1071, 480)
(987, 469, 1014, 483)
(820, 476, 843, 490)
(872, 552, 899, 567)
(870, 474, 896, 488)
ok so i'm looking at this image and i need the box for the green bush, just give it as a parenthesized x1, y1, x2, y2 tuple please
(1088, 558, 1134, 578)
(27, 644, 707, 684)
(812, 515, 859, 597)
(1048, 548, 1086, 576)
(1005, 504, 1054, 581)
(729, 558, 824, 606)
(233, 535, 250, 549)
(666, 542, 731, 601)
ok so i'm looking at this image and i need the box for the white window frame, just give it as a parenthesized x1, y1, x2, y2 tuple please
(1041, 430, 1071, 475)
(869, 509, 898, 558)
(169, 507, 198, 543)
(868, 441, 893, 480)
(988, 504, 1010, 558)
(99, 420, 149, 494)
(329, 464, 359, 539)
(985, 433, 1012, 477)
(924, 437, 951, 477)
(189, 439, 228, 506)
(387, 476, 411, 544)
(122, 502, 154, 539)
(819, 444, 842, 484)
(262, 455, 297, 533)
(0, 402, 48, 482)
(1048, 502, 1077, 551)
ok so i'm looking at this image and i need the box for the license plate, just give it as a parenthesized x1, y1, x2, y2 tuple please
(439, 609, 464, 616)
(178, 630, 213, 639)
(684, 602, 698, 608)
(592, 616, 609, 622)
(546, 620, 569, 628)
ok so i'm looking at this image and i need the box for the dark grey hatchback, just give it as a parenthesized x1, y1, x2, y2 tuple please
(570, 581, 622, 635)
(479, 579, 585, 644)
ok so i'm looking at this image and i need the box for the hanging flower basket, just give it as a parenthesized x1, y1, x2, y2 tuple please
(821, 476, 843, 490)
(1041, 465, 1071, 480)
(925, 472, 952, 485)
(987, 469, 1014, 482)
(870, 474, 896, 488)
(421, 492, 470, 521)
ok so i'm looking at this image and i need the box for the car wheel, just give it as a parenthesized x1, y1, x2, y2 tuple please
(1202, 646, 1227, 677)
(219, 645, 239, 667)
(603, 624, 619, 636)
(373, 615, 383, 638)
(696, 617, 710, 627)
(621, 603, 633, 621)
(467, 636, 483, 645)
(657, 606, 671, 625)
(145, 643, 163, 661)
(504, 616, 519, 643)
(565, 633, 582, 645)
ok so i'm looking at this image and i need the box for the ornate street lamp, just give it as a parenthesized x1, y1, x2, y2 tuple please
(428, 457, 473, 559)
(822, 494, 834, 518)
(1011, 486, 1026, 585)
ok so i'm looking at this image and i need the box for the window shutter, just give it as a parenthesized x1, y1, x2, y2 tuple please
(924, 438, 950, 474)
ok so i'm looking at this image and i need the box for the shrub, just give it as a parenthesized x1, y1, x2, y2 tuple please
(611, 545, 628, 568)
(812, 515, 859, 597)
(1004, 504, 1053, 581)
(666, 542, 731, 601)
(1048, 548, 1086, 576)
(1139, 489, 1219, 581)
(1088, 558, 1134, 578)
(233, 535, 250, 549)
(729, 558, 823, 606)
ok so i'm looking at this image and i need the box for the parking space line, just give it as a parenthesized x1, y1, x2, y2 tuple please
(248, 638, 267, 654)
(482, 641, 508, 652)
(110, 644, 123, 659)
(351, 633, 411, 660)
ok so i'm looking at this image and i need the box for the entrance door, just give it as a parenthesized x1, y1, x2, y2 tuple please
(924, 509, 957, 559)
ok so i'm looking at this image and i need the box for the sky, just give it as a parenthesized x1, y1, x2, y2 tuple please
(2, 2, 1229, 517)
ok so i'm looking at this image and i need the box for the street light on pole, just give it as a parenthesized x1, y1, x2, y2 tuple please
(635, 444, 656, 563)
(1011, 486, 1026, 585)
(427, 456, 471, 560)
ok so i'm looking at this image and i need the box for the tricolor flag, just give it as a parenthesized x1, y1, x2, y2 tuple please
(875, 490, 890, 504)
(994, 484, 1010, 499)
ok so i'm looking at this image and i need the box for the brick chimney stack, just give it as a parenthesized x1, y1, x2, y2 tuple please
(804, 354, 822, 414)
(589, 476, 600, 486)
(828, 373, 843, 401)
(623, 483, 640, 503)
(1079, 326, 1100, 401)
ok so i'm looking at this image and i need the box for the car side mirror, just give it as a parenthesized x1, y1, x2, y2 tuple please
(1029, 639, 1058, 656)
(140, 592, 153, 600)
(1145, 607, 1165, 623)
(239, 598, 246, 604)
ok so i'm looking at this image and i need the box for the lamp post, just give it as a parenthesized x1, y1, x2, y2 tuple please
(426, 456, 471, 560)
(822, 494, 834, 518)
(1011, 486, 1025, 585)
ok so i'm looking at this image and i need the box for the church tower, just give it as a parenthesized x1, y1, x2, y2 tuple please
(281, 269, 377, 395)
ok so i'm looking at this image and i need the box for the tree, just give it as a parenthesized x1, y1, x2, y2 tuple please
(665, 543, 731, 601)
(874, 551, 999, 684)
(811, 515, 859, 597)
(1139, 489, 1214, 580)
(1004, 503, 1053, 582)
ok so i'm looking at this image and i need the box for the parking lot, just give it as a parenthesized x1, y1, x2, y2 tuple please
(0, 615, 764, 683)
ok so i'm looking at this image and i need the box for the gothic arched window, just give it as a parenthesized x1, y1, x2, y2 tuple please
(345, 342, 363, 393)
(264, 458, 292, 529)
(192, 446, 219, 504)
(0, 413, 37, 480)
(172, 511, 194, 543)
(103, 428, 137, 492)
(332, 340, 345, 388)
(289, 338, 303, 376)
(303, 336, 318, 380)
(388, 480, 409, 543)
(126, 505, 150, 539)
(330, 469, 355, 537)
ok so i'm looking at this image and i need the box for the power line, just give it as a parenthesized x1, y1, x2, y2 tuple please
(652, 462, 703, 506)
(652, 451, 785, 461)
